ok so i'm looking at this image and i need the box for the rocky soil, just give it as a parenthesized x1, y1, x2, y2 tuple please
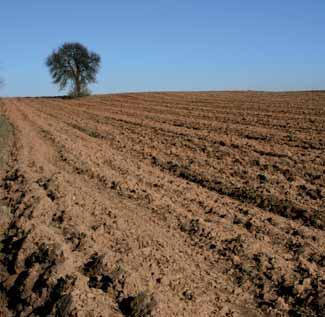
(0, 92, 324, 316)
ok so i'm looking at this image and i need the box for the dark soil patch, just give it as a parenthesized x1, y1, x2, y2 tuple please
(118, 292, 157, 317)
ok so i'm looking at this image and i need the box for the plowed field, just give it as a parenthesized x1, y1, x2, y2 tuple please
(0, 91, 324, 316)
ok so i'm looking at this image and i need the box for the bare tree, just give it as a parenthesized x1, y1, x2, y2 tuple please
(0, 64, 3, 89)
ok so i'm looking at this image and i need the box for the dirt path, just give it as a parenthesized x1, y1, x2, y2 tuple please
(0, 92, 324, 317)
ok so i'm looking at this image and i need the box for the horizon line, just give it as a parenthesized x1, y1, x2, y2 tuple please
(2, 89, 325, 99)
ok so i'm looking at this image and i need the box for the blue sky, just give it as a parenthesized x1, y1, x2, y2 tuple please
(0, 0, 324, 96)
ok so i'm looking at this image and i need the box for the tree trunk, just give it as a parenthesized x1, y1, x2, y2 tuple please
(75, 78, 81, 97)
(74, 64, 81, 97)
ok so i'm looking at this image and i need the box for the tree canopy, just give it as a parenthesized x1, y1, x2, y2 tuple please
(46, 42, 101, 97)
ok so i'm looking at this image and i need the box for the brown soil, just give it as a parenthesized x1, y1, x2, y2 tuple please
(0, 91, 324, 316)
